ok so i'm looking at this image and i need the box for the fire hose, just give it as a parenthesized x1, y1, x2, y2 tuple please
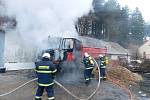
(0, 59, 101, 100)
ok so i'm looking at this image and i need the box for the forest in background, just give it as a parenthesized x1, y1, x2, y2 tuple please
(76, 0, 150, 48)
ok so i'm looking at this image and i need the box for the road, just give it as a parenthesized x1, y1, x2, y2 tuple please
(0, 70, 131, 100)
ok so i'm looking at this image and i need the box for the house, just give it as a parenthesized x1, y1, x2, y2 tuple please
(4, 30, 37, 70)
(0, 17, 17, 72)
(138, 40, 150, 59)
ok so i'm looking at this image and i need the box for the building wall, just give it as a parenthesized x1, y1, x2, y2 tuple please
(138, 41, 150, 59)
(4, 30, 37, 70)
(0, 30, 5, 68)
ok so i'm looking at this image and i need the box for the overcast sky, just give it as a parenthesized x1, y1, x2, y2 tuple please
(118, 0, 150, 22)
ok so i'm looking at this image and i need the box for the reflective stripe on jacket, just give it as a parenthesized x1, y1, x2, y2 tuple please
(38, 82, 54, 86)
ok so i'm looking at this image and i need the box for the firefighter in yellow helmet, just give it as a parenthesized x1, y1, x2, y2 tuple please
(82, 52, 95, 85)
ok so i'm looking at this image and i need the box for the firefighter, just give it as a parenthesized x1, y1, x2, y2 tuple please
(35, 53, 57, 100)
(99, 54, 107, 80)
(82, 52, 95, 85)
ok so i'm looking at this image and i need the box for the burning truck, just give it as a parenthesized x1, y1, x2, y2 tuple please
(40, 36, 107, 74)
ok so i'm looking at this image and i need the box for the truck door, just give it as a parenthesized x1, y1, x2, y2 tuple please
(59, 38, 75, 61)
(59, 38, 82, 62)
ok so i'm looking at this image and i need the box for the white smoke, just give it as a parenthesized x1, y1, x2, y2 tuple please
(3, 0, 93, 45)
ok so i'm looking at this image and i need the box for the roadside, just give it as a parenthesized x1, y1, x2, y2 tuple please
(129, 73, 150, 100)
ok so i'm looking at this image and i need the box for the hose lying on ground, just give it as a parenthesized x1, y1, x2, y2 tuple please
(0, 59, 100, 100)
(0, 78, 38, 97)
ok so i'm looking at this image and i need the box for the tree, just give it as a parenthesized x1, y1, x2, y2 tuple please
(102, 0, 122, 41)
(93, 0, 105, 13)
(130, 7, 145, 44)
(144, 23, 150, 36)
(75, 11, 97, 36)
(76, 0, 131, 48)
(116, 6, 130, 47)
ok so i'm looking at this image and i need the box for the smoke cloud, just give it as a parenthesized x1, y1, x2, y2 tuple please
(3, 0, 92, 45)
(2, 0, 93, 83)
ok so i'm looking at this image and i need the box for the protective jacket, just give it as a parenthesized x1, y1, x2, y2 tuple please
(99, 57, 106, 68)
(35, 60, 57, 86)
(82, 56, 94, 69)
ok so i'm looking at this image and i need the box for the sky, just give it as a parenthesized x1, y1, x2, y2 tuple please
(118, 0, 150, 22)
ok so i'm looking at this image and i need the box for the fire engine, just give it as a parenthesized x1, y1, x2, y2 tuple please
(41, 37, 107, 68)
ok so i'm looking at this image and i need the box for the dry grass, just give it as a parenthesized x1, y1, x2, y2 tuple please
(93, 63, 143, 100)
(107, 65, 142, 85)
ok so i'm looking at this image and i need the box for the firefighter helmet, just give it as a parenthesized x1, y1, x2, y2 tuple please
(42, 53, 51, 59)
(84, 52, 89, 57)
(99, 54, 103, 58)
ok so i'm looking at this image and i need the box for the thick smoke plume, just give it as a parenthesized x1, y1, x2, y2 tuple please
(3, 0, 92, 45)
(2, 0, 93, 83)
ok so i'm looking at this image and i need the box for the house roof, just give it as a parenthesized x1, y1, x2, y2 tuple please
(78, 36, 129, 55)
(139, 40, 150, 50)
(139, 40, 150, 55)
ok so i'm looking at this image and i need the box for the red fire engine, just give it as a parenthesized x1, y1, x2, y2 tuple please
(43, 37, 107, 62)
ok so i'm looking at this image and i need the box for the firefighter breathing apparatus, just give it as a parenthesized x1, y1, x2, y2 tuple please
(0, 58, 100, 100)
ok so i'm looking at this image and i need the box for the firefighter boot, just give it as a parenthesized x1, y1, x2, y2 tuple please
(103, 76, 107, 81)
